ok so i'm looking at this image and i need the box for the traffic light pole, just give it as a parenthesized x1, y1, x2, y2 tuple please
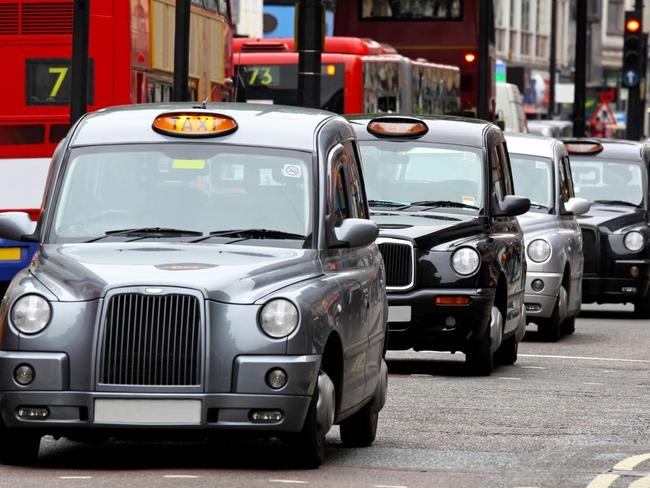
(70, 0, 90, 125)
(548, 0, 557, 118)
(573, 0, 587, 137)
(297, 0, 323, 109)
(172, 0, 191, 102)
(624, 7, 644, 141)
(477, 0, 491, 120)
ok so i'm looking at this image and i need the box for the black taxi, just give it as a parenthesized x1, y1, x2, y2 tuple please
(348, 115, 530, 375)
(564, 139, 650, 317)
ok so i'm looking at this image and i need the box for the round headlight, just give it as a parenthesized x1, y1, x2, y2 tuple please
(11, 295, 51, 335)
(624, 231, 645, 252)
(259, 299, 299, 338)
(527, 239, 552, 263)
(451, 248, 481, 276)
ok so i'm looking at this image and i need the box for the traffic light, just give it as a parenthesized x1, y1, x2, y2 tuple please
(622, 10, 643, 88)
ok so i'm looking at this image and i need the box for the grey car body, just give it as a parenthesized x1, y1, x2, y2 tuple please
(506, 134, 590, 340)
(0, 103, 387, 467)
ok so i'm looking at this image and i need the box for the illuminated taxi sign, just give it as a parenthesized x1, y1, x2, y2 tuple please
(564, 140, 604, 155)
(367, 117, 429, 138)
(152, 112, 238, 138)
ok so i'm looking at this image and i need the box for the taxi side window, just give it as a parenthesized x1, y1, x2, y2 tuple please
(343, 141, 368, 219)
(559, 156, 575, 203)
(498, 143, 515, 195)
(490, 146, 505, 201)
(334, 165, 351, 226)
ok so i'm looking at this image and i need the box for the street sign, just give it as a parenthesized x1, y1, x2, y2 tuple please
(589, 100, 617, 127)
(624, 69, 640, 87)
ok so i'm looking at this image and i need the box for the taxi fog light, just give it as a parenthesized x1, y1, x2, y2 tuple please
(16, 406, 49, 419)
(14, 364, 35, 386)
(444, 316, 457, 329)
(624, 231, 645, 252)
(526, 303, 542, 312)
(630, 266, 640, 278)
(622, 287, 637, 294)
(531, 279, 545, 292)
(250, 410, 284, 423)
(11, 294, 51, 334)
(266, 368, 288, 390)
(259, 299, 299, 338)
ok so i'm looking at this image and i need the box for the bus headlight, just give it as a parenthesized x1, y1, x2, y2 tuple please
(259, 299, 299, 338)
(624, 231, 645, 252)
(11, 295, 51, 335)
(527, 239, 552, 263)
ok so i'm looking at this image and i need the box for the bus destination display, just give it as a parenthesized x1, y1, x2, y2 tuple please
(26, 59, 94, 106)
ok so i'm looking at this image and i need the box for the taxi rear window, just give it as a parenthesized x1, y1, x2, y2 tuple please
(51, 144, 314, 245)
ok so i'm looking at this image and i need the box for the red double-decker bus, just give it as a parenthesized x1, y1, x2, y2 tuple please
(0, 0, 234, 158)
(334, 0, 494, 117)
(233, 37, 460, 115)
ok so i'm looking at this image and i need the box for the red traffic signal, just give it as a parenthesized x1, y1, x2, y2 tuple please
(626, 18, 641, 32)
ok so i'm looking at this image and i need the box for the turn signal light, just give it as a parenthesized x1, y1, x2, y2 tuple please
(152, 112, 238, 138)
(435, 296, 471, 305)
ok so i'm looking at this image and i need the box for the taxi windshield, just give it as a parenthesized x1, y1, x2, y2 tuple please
(569, 158, 645, 207)
(509, 155, 554, 212)
(50, 144, 313, 244)
(358, 141, 484, 211)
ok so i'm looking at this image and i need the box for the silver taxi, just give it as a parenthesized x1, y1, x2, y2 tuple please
(0, 104, 387, 468)
(506, 134, 590, 341)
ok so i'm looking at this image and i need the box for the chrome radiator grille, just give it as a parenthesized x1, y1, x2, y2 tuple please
(100, 293, 202, 386)
(581, 228, 598, 275)
(377, 239, 415, 290)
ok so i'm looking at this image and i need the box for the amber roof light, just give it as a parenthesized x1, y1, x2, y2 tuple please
(564, 141, 604, 155)
(152, 112, 238, 138)
(367, 117, 429, 138)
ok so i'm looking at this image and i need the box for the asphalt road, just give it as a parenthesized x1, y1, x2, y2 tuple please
(1, 304, 648, 488)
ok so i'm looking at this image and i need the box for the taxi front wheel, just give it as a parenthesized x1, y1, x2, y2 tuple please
(0, 423, 40, 466)
(634, 300, 650, 318)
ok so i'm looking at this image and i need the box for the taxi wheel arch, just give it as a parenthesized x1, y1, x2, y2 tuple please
(561, 265, 577, 335)
(320, 333, 344, 415)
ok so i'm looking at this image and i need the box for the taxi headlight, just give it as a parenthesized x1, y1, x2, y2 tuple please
(624, 231, 645, 252)
(259, 299, 299, 338)
(451, 248, 481, 276)
(527, 239, 551, 263)
(11, 295, 51, 335)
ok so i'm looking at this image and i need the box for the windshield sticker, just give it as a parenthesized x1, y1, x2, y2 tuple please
(172, 159, 206, 170)
(463, 196, 476, 206)
(283, 164, 302, 178)
(463, 152, 477, 161)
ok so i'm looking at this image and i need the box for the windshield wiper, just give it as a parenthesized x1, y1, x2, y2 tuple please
(206, 228, 307, 240)
(368, 199, 410, 209)
(85, 227, 203, 243)
(409, 200, 479, 210)
(592, 199, 641, 208)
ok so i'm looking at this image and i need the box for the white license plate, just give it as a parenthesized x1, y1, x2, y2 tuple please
(388, 306, 412, 323)
(94, 399, 201, 425)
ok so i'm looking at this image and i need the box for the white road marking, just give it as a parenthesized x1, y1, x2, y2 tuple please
(498, 377, 522, 380)
(521, 366, 546, 370)
(518, 353, 650, 363)
(585, 474, 620, 488)
(629, 475, 650, 488)
(269, 480, 309, 484)
(613, 453, 650, 471)
(583, 382, 604, 386)
(373, 485, 408, 488)
(163, 475, 200, 479)
(59, 477, 92, 480)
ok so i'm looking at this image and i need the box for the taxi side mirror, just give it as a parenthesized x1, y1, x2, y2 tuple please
(564, 197, 591, 216)
(0, 212, 37, 242)
(334, 218, 379, 248)
(493, 195, 530, 217)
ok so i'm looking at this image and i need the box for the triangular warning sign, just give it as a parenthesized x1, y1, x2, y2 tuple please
(589, 101, 617, 127)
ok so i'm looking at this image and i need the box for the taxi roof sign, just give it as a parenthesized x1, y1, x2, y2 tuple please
(152, 112, 238, 138)
(367, 117, 429, 138)
(563, 140, 604, 155)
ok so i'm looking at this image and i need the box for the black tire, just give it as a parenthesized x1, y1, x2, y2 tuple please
(538, 295, 562, 342)
(495, 334, 518, 366)
(0, 428, 40, 466)
(340, 399, 378, 448)
(561, 316, 576, 335)
(634, 300, 650, 318)
(466, 330, 494, 376)
(290, 372, 335, 469)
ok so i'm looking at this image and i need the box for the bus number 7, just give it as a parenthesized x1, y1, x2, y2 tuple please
(48, 67, 69, 98)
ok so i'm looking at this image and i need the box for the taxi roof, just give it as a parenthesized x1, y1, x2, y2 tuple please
(562, 138, 646, 161)
(505, 133, 561, 159)
(346, 115, 495, 148)
(69, 103, 338, 152)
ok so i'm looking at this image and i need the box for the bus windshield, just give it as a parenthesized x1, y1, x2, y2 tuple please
(569, 158, 645, 207)
(236, 63, 345, 113)
(359, 141, 483, 211)
(360, 0, 463, 20)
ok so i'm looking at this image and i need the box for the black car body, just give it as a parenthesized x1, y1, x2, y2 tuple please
(348, 115, 530, 375)
(564, 139, 650, 316)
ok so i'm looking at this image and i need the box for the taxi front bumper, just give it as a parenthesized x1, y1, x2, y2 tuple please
(582, 259, 650, 304)
(524, 272, 563, 320)
(0, 352, 318, 433)
(386, 288, 496, 352)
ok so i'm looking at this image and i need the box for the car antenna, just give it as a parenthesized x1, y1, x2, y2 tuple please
(200, 50, 242, 109)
